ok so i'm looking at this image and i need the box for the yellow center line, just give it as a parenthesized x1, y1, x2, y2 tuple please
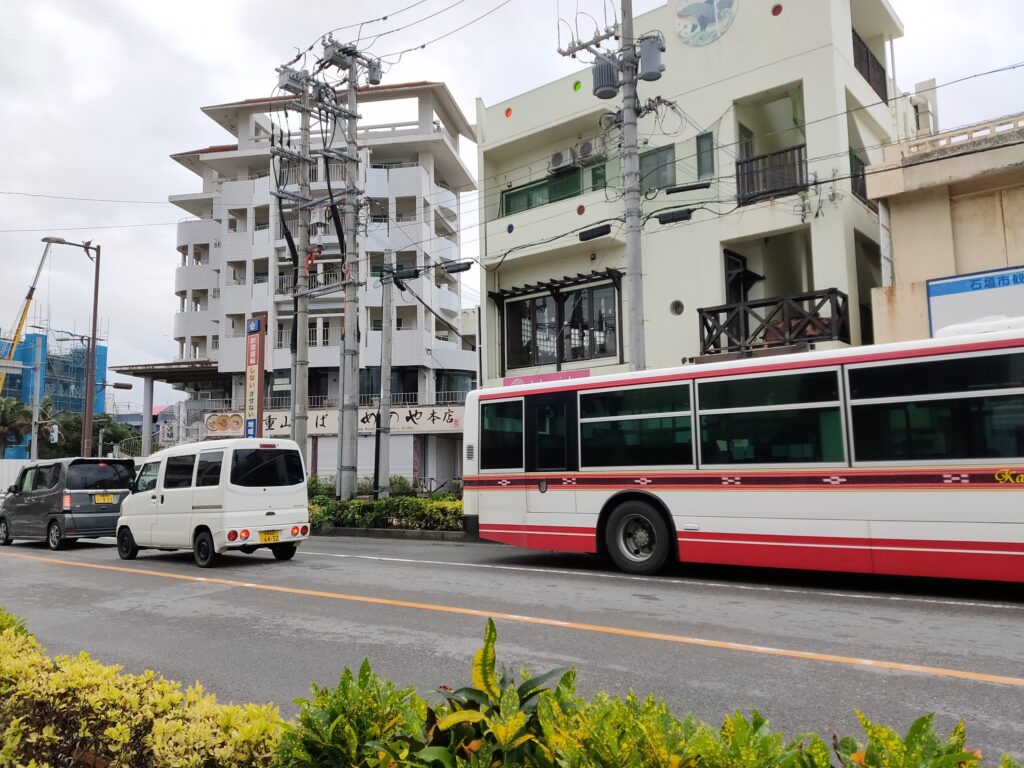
(3, 549, 1022, 688)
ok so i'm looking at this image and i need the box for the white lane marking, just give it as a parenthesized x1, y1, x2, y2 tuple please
(300, 550, 1024, 612)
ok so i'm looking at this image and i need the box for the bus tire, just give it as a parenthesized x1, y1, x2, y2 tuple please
(606, 500, 670, 575)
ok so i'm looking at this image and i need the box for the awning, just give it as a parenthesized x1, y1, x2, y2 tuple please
(487, 268, 622, 303)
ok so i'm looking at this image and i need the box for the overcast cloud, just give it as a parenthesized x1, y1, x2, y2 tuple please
(1, 0, 1021, 409)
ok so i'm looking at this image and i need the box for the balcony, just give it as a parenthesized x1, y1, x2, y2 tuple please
(736, 145, 808, 205)
(698, 288, 851, 356)
(852, 30, 888, 104)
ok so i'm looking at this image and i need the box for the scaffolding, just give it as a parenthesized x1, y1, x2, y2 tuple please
(0, 322, 108, 416)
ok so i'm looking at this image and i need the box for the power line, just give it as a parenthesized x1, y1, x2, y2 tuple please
(378, 0, 515, 60)
(0, 191, 172, 204)
(0, 222, 179, 234)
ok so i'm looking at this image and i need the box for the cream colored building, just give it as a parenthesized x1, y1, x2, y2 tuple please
(867, 112, 1024, 342)
(476, 0, 918, 385)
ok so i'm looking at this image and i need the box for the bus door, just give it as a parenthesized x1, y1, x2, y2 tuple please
(524, 392, 579, 521)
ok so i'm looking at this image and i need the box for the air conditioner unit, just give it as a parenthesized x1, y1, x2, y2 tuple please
(576, 137, 607, 165)
(548, 147, 576, 174)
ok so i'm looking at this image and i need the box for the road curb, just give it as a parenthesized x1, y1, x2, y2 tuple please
(311, 527, 483, 543)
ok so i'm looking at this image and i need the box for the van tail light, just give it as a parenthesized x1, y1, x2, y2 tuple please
(227, 530, 238, 542)
(290, 526, 300, 536)
(239, 529, 250, 541)
(300, 525, 309, 536)
(62, 494, 72, 511)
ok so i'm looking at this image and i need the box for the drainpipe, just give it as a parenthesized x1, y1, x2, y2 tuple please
(879, 200, 894, 287)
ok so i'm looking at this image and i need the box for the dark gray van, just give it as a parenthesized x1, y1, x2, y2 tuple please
(0, 458, 135, 549)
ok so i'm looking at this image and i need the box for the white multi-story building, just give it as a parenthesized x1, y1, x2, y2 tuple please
(116, 82, 478, 487)
(476, 0, 924, 385)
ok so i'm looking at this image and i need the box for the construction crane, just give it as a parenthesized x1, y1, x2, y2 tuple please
(0, 242, 53, 394)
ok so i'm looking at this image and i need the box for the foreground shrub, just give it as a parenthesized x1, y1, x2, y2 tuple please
(0, 609, 283, 767)
(280, 619, 1022, 768)
(4, 607, 1020, 768)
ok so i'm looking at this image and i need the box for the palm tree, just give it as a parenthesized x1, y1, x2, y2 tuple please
(0, 397, 30, 457)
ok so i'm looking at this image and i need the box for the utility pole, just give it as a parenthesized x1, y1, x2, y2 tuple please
(339, 55, 361, 500)
(83, 243, 100, 456)
(559, 0, 665, 373)
(374, 251, 394, 499)
(273, 66, 315, 464)
(619, 0, 645, 372)
(292, 84, 312, 463)
(29, 336, 42, 460)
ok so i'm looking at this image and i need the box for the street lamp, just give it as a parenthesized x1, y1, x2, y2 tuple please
(41, 236, 101, 457)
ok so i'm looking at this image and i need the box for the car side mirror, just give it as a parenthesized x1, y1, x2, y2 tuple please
(128, 480, 138, 493)
(7, 485, 17, 494)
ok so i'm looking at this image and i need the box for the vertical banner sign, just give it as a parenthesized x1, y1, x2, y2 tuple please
(244, 318, 265, 437)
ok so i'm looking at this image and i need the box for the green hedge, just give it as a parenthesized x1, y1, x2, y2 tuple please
(308, 494, 463, 532)
(2, 608, 1020, 768)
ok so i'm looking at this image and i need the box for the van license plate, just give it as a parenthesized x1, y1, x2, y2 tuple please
(259, 530, 280, 544)
(94, 494, 114, 504)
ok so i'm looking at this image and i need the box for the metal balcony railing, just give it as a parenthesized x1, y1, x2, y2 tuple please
(699, 288, 851, 355)
(852, 29, 888, 104)
(850, 153, 876, 211)
(735, 145, 808, 205)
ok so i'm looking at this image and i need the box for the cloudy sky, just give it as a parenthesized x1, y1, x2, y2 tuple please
(1, 0, 1021, 409)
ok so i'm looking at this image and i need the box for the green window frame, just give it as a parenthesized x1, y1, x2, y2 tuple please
(501, 168, 582, 216)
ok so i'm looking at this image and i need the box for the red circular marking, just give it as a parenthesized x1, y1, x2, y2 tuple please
(577, 205, 586, 215)
(771, 4, 783, 15)
(505, 107, 513, 118)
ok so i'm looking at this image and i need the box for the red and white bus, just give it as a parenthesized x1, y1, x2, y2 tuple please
(463, 329, 1024, 582)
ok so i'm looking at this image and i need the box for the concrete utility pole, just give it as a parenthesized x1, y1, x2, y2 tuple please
(338, 56, 361, 500)
(374, 251, 394, 499)
(292, 85, 312, 463)
(559, 0, 666, 373)
(619, 0, 645, 372)
(29, 336, 42, 460)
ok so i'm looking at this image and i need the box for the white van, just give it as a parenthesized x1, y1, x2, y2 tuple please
(116, 438, 310, 567)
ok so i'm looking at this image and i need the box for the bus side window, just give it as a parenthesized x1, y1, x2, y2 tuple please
(480, 401, 523, 470)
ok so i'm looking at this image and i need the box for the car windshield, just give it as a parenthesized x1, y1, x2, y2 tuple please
(230, 449, 304, 487)
(66, 460, 135, 490)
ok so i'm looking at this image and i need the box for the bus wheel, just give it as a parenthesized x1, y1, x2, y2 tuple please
(606, 501, 670, 575)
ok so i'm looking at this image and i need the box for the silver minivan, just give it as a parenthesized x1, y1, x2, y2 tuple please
(0, 458, 136, 549)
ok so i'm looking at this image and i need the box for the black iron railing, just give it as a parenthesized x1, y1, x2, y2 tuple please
(699, 288, 851, 355)
(849, 153, 877, 211)
(852, 29, 888, 104)
(736, 145, 808, 205)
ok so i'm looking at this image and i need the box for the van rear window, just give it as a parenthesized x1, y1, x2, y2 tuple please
(230, 449, 304, 487)
(67, 461, 134, 490)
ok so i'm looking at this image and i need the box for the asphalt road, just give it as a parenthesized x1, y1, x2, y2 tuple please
(1, 535, 1022, 759)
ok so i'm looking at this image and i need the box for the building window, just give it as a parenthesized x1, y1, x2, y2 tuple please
(561, 284, 617, 362)
(501, 169, 582, 216)
(697, 132, 715, 179)
(505, 283, 618, 370)
(640, 145, 676, 193)
(506, 296, 558, 368)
